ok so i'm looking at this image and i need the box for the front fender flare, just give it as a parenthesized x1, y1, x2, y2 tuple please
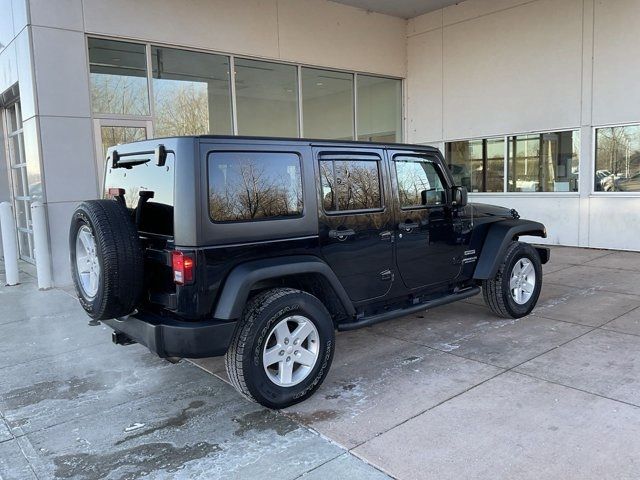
(213, 255, 355, 320)
(473, 219, 547, 280)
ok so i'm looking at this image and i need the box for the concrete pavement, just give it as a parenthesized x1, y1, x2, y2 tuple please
(3, 246, 640, 479)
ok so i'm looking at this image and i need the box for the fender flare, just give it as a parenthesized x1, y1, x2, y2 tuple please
(213, 255, 356, 320)
(473, 219, 547, 280)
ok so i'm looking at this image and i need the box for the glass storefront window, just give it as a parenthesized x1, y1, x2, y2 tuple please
(87, 37, 403, 143)
(302, 68, 354, 140)
(595, 125, 640, 192)
(99, 126, 147, 159)
(151, 46, 232, 136)
(235, 59, 299, 137)
(507, 131, 579, 192)
(357, 75, 402, 143)
(447, 137, 504, 192)
(88, 38, 149, 116)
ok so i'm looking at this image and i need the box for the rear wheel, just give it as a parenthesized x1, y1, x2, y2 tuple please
(69, 200, 144, 320)
(482, 241, 542, 318)
(225, 288, 335, 409)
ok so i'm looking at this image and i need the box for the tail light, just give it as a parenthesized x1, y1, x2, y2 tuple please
(172, 251, 194, 285)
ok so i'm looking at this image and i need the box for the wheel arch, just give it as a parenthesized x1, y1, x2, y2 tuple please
(213, 255, 356, 321)
(473, 219, 548, 280)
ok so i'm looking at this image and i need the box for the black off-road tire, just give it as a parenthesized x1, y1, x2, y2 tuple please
(225, 288, 335, 409)
(69, 200, 144, 320)
(482, 241, 542, 318)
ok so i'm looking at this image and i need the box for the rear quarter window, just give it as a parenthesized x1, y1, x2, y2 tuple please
(208, 151, 303, 222)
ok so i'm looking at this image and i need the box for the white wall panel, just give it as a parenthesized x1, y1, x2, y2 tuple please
(278, 0, 405, 76)
(441, 0, 532, 26)
(442, 0, 583, 140)
(29, 0, 83, 31)
(592, 0, 640, 126)
(407, 29, 442, 143)
(82, 0, 281, 63)
(39, 116, 98, 203)
(469, 194, 581, 247)
(588, 197, 640, 251)
(31, 26, 90, 118)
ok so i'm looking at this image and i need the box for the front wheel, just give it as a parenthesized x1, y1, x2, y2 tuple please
(482, 241, 542, 318)
(225, 288, 335, 409)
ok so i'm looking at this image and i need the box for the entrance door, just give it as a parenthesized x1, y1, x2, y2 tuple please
(3, 101, 36, 262)
(93, 118, 152, 190)
(315, 147, 395, 302)
(390, 151, 465, 290)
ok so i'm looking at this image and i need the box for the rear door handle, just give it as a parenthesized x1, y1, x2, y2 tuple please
(379, 230, 393, 241)
(398, 222, 418, 232)
(329, 229, 356, 240)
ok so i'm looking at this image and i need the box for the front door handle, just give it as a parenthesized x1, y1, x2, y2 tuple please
(329, 228, 356, 241)
(379, 230, 393, 241)
(398, 221, 418, 232)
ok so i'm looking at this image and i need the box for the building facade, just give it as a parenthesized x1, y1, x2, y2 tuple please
(1, 0, 639, 286)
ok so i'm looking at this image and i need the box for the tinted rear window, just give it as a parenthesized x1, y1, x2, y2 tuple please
(104, 153, 174, 236)
(208, 151, 303, 222)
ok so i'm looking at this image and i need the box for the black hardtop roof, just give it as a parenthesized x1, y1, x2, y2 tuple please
(147, 134, 440, 152)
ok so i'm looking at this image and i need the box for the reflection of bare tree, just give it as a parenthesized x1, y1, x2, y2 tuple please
(210, 160, 302, 221)
(338, 162, 380, 210)
(597, 127, 640, 181)
(154, 85, 209, 137)
(397, 162, 430, 207)
(91, 74, 149, 115)
(321, 161, 381, 211)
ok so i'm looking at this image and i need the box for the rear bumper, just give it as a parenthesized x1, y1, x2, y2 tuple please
(103, 311, 237, 358)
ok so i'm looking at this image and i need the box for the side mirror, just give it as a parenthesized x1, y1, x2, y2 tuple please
(452, 186, 468, 207)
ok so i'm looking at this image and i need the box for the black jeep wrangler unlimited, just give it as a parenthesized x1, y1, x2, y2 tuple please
(70, 136, 549, 408)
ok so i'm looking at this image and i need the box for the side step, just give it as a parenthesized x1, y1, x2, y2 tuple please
(337, 286, 481, 332)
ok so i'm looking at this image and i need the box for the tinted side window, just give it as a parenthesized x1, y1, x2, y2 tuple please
(208, 151, 303, 222)
(319, 157, 382, 212)
(395, 156, 446, 208)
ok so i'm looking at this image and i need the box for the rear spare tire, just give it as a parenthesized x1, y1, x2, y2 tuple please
(69, 199, 144, 320)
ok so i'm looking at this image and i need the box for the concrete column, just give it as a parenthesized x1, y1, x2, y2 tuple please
(578, 0, 595, 248)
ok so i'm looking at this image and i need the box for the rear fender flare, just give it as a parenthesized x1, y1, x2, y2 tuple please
(473, 219, 547, 280)
(213, 255, 355, 320)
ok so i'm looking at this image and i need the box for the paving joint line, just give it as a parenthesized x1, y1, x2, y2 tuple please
(543, 282, 640, 299)
(349, 308, 624, 451)
(510, 370, 640, 410)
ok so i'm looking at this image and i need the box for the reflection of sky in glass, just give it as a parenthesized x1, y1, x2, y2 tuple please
(104, 153, 174, 208)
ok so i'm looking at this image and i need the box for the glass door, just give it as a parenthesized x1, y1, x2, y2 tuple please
(3, 101, 36, 262)
(93, 118, 152, 191)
